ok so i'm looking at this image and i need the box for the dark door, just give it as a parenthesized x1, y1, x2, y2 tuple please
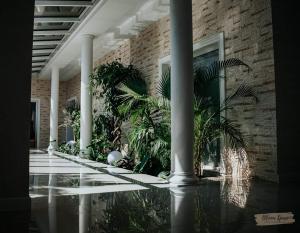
(30, 102, 36, 148)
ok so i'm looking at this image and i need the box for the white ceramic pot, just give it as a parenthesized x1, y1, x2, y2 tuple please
(107, 151, 122, 165)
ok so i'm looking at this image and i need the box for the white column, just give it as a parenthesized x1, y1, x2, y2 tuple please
(168, 0, 197, 185)
(80, 34, 94, 157)
(49, 66, 59, 150)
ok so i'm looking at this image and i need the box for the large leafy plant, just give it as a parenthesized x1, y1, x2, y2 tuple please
(90, 61, 147, 159)
(117, 83, 171, 175)
(118, 58, 257, 176)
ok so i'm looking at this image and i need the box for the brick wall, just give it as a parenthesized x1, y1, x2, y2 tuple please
(65, 73, 81, 102)
(95, 40, 131, 67)
(65, 0, 278, 181)
(31, 79, 67, 148)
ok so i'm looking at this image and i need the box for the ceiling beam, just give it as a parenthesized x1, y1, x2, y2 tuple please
(34, 17, 80, 23)
(32, 62, 46, 66)
(32, 65, 43, 68)
(32, 56, 49, 61)
(35, 1, 93, 7)
(32, 49, 55, 54)
(33, 40, 61, 46)
(32, 66, 42, 69)
(34, 24, 72, 30)
(33, 30, 70, 36)
(32, 67, 42, 71)
(32, 53, 51, 57)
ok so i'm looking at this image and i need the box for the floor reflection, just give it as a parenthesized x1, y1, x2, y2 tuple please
(170, 187, 196, 233)
(19, 153, 298, 232)
(79, 171, 91, 233)
(48, 170, 57, 233)
(221, 178, 250, 208)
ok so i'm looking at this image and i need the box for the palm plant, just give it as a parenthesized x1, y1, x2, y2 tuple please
(118, 58, 257, 176)
(117, 85, 171, 175)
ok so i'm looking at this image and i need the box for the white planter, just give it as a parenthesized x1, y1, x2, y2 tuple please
(107, 151, 122, 165)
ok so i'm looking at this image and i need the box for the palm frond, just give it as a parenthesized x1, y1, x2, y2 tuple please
(117, 83, 149, 117)
(157, 67, 171, 100)
(224, 82, 258, 106)
(194, 58, 251, 98)
(120, 76, 148, 96)
(200, 58, 251, 82)
(218, 117, 246, 149)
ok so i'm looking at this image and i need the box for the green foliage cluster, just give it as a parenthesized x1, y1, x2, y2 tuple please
(60, 59, 257, 177)
(90, 61, 171, 175)
(117, 84, 171, 175)
(90, 61, 168, 173)
(58, 141, 80, 155)
(88, 61, 145, 160)
(88, 114, 115, 162)
(58, 101, 80, 155)
(90, 60, 145, 116)
(116, 58, 257, 176)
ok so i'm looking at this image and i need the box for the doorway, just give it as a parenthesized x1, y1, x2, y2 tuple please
(30, 99, 40, 149)
(194, 49, 220, 170)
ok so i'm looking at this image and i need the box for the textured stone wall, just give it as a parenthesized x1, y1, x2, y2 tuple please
(65, 73, 81, 102)
(66, 0, 277, 181)
(95, 40, 131, 67)
(31, 79, 67, 148)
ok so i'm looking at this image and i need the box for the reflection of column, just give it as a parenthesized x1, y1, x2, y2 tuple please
(32, 174, 39, 195)
(80, 34, 94, 157)
(170, 187, 195, 233)
(48, 171, 57, 233)
(79, 170, 91, 233)
(169, 0, 197, 185)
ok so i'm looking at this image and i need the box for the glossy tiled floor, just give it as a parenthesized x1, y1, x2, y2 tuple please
(5, 150, 300, 233)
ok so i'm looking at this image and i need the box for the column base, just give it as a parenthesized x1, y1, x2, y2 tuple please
(168, 172, 198, 186)
(47, 141, 57, 155)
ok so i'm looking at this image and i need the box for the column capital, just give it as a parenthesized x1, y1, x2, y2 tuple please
(51, 65, 60, 70)
(81, 34, 94, 40)
(50, 65, 60, 81)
